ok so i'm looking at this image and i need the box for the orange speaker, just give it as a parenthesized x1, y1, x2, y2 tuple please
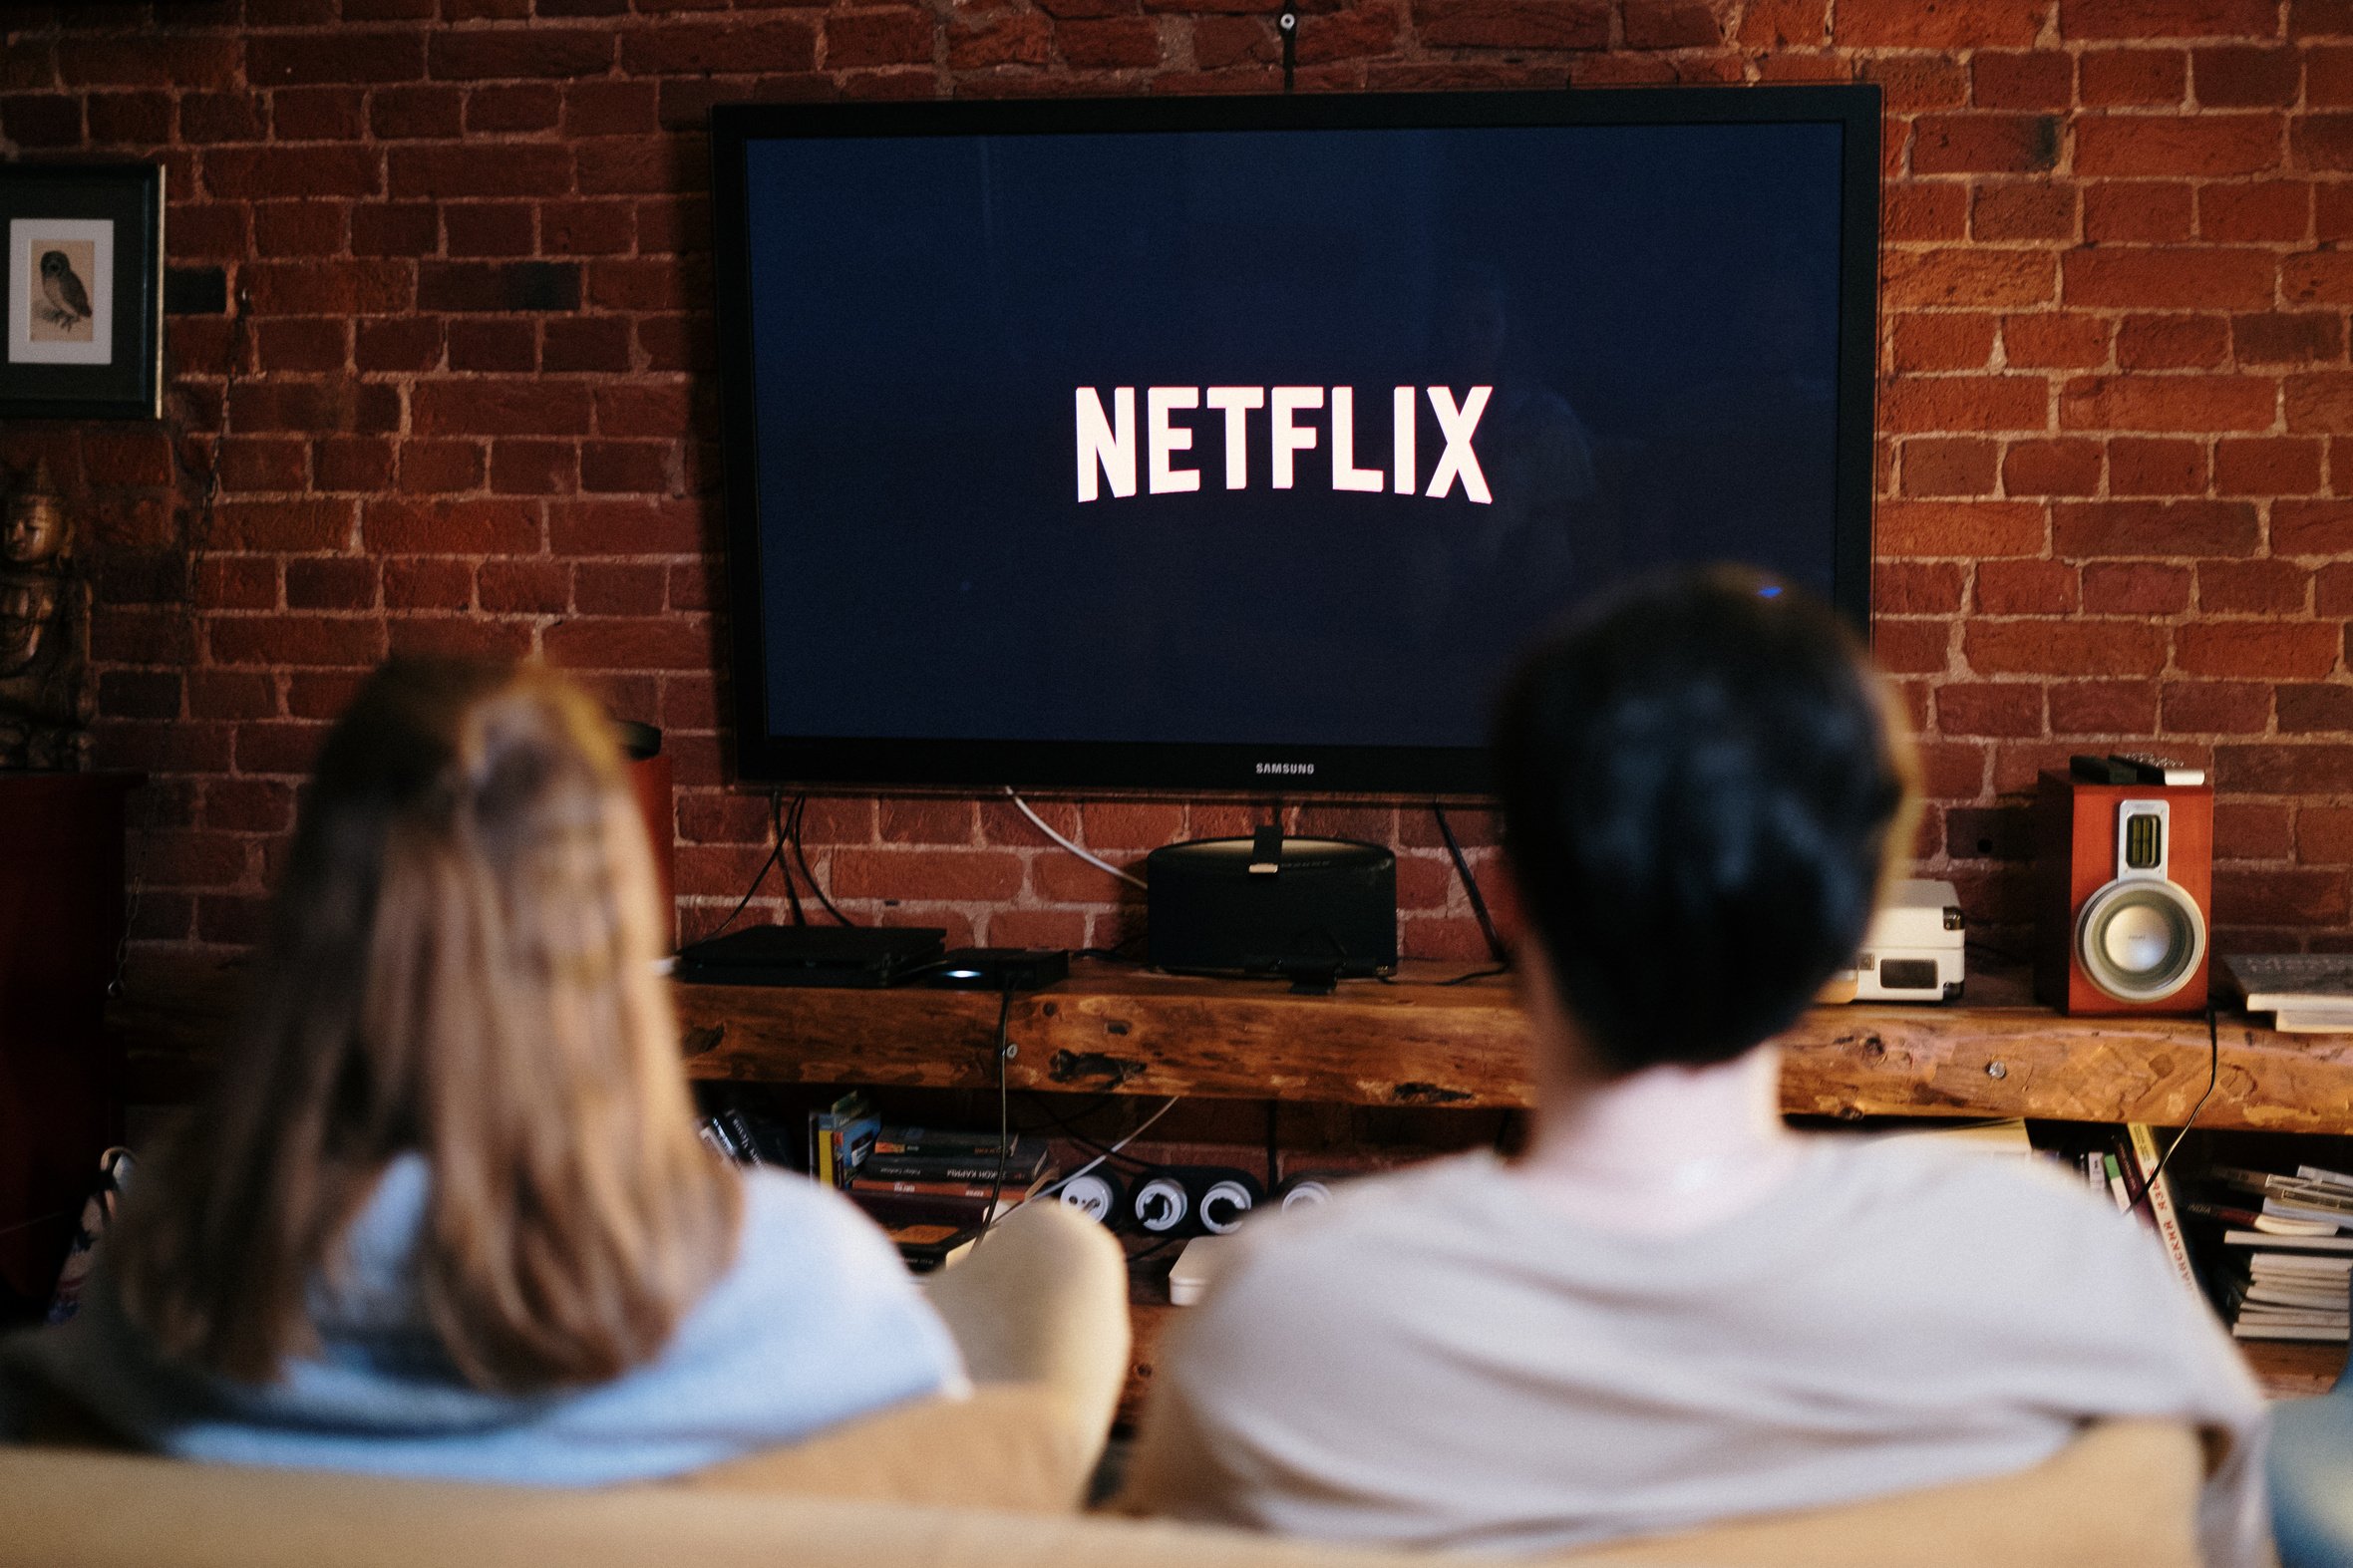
(2034, 771, 2211, 1016)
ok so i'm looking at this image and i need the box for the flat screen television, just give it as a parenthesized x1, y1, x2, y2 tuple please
(710, 87, 1880, 795)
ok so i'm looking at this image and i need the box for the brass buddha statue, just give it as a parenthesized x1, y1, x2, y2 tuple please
(0, 461, 93, 770)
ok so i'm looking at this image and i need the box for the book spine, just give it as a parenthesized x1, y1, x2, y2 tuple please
(861, 1155, 1043, 1184)
(850, 1177, 1001, 1200)
(2232, 1321, 2350, 1342)
(872, 1130, 1025, 1156)
(2128, 1123, 2202, 1297)
(2224, 1229, 2353, 1251)
(849, 1190, 1008, 1224)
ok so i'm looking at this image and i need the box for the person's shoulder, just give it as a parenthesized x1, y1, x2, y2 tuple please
(1201, 1155, 1495, 1317)
(1256, 1152, 1491, 1241)
(684, 1168, 961, 1374)
(739, 1163, 860, 1222)
(1814, 1136, 2260, 1411)
(725, 1168, 917, 1298)
(1827, 1134, 2111, 1214)
(1814, 1135, 2174, 1283)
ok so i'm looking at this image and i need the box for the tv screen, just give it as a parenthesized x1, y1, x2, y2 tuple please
(710, 89, 1879, 794)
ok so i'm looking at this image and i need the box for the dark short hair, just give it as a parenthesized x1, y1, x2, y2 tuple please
(1491, 567, 1917, 1076)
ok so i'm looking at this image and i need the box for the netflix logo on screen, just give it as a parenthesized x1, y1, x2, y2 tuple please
(1075, 385, 1492, 504)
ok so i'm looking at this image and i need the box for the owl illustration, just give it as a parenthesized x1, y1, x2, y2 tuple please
(35, 250, 91, 330)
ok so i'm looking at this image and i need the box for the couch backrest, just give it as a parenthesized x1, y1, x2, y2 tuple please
(0, 1444, 1421, 1568)
(1, 1417, 2204, 1568)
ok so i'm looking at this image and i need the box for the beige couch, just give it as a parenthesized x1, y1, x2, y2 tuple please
(2, 1202, 2205, 1568)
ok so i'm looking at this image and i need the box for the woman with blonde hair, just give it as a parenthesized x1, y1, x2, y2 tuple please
(0, 659, 962, 1481)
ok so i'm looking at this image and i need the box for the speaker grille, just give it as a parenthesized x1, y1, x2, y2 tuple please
(2075, 878, 2205, 1004)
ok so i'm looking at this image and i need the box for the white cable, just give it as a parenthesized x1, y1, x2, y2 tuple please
(1004, 786, 1148, 890)
(1042, 1097, 1179, 1198)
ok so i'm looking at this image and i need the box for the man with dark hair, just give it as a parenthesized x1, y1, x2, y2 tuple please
(1121, 569, 2265, 1563)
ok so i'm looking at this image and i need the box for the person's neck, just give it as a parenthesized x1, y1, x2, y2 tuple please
(1509, 967, 1806, 1236)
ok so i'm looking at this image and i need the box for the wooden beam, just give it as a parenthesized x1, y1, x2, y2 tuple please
(1779, 1006, 2353, 1133)
(678, 965, 1534, 1108)
(679, 961, 2353, 1133)
(112, 953, 2353, 1135)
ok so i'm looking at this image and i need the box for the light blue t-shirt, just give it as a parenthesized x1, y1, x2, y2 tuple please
(0, 1158, 966, 1484)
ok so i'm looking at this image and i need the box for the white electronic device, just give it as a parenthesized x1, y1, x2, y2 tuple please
(1169, 1233, 1239, 1306)
(1826, 878, 1965, 1004)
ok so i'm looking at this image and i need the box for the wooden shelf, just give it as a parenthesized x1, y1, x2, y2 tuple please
(673, 958, 2353, 1133)
(112, 952, 2353, 1134)
(112, 953, 2353, 1425)
(2241, 1339, 2348, 1401)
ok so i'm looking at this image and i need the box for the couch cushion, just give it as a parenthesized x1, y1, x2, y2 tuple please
(671, 1384, 1093, 1512)
(0, 1444, 1426, 1568)
(1550, 1417, 2203, 1568)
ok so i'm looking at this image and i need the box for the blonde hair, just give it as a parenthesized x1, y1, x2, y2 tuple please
(116, 659, 740, 1392)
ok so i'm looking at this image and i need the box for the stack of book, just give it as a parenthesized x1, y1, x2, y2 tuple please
(2059, 1124, 2202, 1299)
(2196, 1165, 2353, 1342)
(2224, 954, 2353, 1035)
(808, 1092, 879, 1189)
(695, 1102, 797, 1168)
(844, 1125, 1059, 1272)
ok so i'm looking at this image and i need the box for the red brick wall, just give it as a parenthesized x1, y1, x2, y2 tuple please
(4, 0, 2352, 961)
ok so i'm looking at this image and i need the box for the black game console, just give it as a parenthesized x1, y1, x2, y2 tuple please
(674, 924, 946, 988)
(917, 948, 1073, 991)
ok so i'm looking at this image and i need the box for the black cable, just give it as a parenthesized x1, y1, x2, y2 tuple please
(775, 794, 807, 928)
(972, 982, 1019, 1248)
(1018, 1098, 1163, 1174)
(1434, 803, 1508, 963)
(1380, 963, 1507, 988)
(1019, 1091, 1150, 1148)
(1016, 1089, 1122, 1121)
(691, 788, 785, 946)
(2134, 1006, 2222, 1219)
(169, 281, 250, 599)
(788, 792, 854, 926)
(1278, 0, 1297, 92)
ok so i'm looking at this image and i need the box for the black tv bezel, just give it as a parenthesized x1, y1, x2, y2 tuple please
(709, 86, 1881, 796)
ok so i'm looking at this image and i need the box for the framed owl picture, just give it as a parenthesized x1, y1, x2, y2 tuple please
(0, 163, 164, 421)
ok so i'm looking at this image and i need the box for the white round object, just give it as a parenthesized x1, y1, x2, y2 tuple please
(1199, 1178, 1255, 1234)
(1279, 1179, 1333, 1213)
(1058, 1172, 1120, 1223)
(2103, 903, 2176, 975)
(1135, 1176, 1189, 1233)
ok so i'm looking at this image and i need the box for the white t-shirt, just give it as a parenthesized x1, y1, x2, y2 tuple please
(1122, 1139, 2268, 1565)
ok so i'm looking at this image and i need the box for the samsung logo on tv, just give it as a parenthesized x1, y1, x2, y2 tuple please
(1076, 386, 1492, 504)
(1256, 762, 1316, 776)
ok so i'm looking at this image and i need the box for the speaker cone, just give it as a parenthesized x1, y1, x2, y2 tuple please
(2075, 877, 2205, 1004)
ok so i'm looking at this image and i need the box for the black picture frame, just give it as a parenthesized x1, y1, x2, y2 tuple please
(0, 162, 165, 421)
(708, 88, 1881, 797)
